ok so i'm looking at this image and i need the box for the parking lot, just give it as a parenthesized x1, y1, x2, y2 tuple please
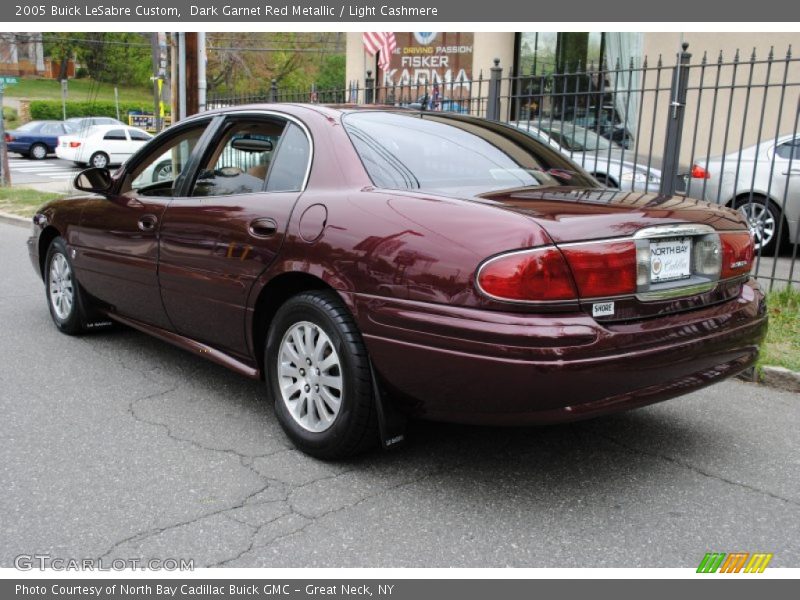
(1, 218, 799, 568)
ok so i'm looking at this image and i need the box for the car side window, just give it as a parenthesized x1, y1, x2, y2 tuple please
(124, 123, 208, 197)
(265, 123, 311, 192)
(41, 123, 62, 135)
(191, 119, 285, 197)
(104, 129, 127, 141)
(129, 130, 152, 142)
(775, 139, 800, 160)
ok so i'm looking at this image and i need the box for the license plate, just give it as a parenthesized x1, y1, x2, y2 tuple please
(650, 237, 692, 283)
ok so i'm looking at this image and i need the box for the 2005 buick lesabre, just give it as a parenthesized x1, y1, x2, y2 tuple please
(27, 105, 767, 458)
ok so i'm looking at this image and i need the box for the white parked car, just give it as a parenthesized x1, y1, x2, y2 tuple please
(686, 134, 799, 253)
(56, 125, 153, 169)
(510, 120, 662, 192)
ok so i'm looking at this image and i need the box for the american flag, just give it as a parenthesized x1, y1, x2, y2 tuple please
(362, 32, 397, 71)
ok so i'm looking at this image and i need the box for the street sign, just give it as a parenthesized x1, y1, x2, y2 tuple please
(0, 77, 19, 85)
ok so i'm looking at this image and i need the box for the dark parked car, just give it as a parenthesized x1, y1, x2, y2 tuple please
(5, 120, 75, 159)
(27, 105, 767, 459)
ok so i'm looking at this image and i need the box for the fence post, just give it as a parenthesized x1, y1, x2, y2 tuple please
(269, 79, 278, 103)
(486, 59, 502, 120)
(660, 43, 692, 195)
(365, 71, 375, 104)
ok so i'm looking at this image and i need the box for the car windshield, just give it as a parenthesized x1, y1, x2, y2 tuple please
(343, 112, 596, 193)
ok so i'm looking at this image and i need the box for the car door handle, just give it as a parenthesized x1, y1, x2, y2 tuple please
(248, 217, 278, 238)
(138, 214, 158, 232)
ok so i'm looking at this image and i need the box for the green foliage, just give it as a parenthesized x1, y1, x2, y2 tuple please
(3, 106, 18, 121)
(315, 54, 346, 91)
(43, 32, 153, 88)
(760, 286, 800, 372)
(29, 100, 168, 121)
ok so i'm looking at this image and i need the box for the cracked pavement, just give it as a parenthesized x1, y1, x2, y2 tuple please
(1, 221, 799, 568)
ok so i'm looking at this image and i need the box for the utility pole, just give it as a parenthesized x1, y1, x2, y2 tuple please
(185, 32, 198, 116)
(0, 78, 15, 187)
(150, 33, 161, 132)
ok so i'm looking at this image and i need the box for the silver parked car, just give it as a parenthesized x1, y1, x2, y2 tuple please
(510, 121, 662, 192)
(687, 134, 799, 253)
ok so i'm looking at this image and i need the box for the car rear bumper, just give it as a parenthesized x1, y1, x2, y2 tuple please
(8, 142, 30, 153)
(352, 279, 767, 425)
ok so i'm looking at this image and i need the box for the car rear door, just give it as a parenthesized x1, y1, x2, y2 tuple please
(100, 128, 131, 164)
(157, 113, 312, 358)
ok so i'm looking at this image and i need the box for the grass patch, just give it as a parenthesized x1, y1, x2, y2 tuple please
(0, 187, 61, 218)
(759, 286, 800, 372)
(4, 77, 152, 104)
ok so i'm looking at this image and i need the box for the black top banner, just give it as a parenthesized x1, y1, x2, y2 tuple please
(3, 0, 800, 22)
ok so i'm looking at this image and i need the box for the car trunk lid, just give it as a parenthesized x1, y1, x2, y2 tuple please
(476, 186, 754, 321)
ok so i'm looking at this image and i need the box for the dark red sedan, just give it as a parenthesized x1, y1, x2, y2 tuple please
(27, 105, 767, 458)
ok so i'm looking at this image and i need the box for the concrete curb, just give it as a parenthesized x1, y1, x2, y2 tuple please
(0, 211, 30, 228)
(758, 366, 800, 394)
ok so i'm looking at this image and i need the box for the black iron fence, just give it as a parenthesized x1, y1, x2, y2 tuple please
(207, 44, 800, 290)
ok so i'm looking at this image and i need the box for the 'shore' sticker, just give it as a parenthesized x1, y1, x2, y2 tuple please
(592, 301, 615, 317)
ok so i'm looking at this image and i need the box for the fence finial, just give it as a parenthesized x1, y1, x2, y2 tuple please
(701, 50, 708, 65)
(750, 48, 757, 62)
(493, 58, 500, 67)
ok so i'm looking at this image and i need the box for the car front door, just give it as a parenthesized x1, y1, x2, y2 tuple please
(157, 114, 312, 358)
(71, 119, 213, 330)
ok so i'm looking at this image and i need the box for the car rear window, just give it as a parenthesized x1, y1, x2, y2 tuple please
(343, 111, 595, 193)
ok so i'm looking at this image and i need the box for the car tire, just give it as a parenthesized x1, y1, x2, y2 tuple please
(30, 143, 48, 160)
(89, 152, 110, 169)
(734, 195, 783, 254)
(265, 290, 378, 459)
(73, 161, 87, 167)
(44, 237, 89, 335)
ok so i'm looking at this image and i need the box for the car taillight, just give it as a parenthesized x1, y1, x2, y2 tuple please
(69, 141, 81, 148)
(720, 231, 754, 279)
(690, 164, 711, 179)
(5, 134, 13, 142)
(476, 246, 578, 302)
(560, 241, 638, 297)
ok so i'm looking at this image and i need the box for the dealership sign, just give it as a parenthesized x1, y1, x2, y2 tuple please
(382, 32, 473, 94)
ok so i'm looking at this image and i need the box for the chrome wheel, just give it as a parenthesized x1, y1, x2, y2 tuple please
(49, 253, 74, 320)
(738, 201, 776, 251)
(277, 321, 343, 433)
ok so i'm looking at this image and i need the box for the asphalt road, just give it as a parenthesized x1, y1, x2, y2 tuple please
(6, 155, 81, 187)
(0, 220, 798, 569)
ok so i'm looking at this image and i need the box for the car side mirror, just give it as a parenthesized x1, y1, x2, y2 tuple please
(74, 167, 113, 195)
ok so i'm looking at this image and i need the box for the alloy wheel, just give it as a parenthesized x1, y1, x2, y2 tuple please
(277, 321, 343, 433)
(49, 253, 74, 320)
(738, 201, 776, 251)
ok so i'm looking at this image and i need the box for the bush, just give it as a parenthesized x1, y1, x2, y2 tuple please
(29, 100, 169, 121)
(2, 106, 18, 121)
(75, 67, 89, 79)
